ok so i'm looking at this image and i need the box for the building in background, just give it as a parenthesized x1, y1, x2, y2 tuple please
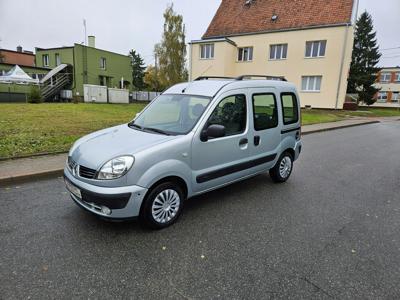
(35, 36, 132, 100)
(373, 67, 400, 107)
(189, 0, 357, 109)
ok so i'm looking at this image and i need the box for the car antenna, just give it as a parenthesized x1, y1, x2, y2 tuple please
(182, 65, 213, 93)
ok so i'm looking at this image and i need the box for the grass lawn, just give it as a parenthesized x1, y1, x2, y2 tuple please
(0, 103, 146, 159)
(1, 103, 399, 159)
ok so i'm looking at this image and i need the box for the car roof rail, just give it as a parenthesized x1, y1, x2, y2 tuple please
(194, 76, 236, 81)
(235, 75, 287, 81)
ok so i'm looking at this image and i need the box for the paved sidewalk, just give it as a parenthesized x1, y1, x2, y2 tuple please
(0, 117, 393, 185)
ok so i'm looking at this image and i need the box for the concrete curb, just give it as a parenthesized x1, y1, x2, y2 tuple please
(302, 120, 380, 135)
(0, 119, 382, 186)
(0, 169, 64, 187)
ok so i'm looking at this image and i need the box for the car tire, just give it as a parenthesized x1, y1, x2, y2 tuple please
(140, 182, 185, 229)
(269, 151, 293, 183)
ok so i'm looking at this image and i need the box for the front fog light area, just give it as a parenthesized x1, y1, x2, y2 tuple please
(97, 156, 134, 180)
(101, 206, 112, 215)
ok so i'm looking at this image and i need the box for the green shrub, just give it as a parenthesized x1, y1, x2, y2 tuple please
(27, 85, 43, 103)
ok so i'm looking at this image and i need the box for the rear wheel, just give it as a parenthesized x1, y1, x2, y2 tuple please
(269, 152, 293, 183)
(140, 182, 184, 229)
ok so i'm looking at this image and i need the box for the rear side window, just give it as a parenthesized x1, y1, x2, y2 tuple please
(252, 93, 278, 130)
(281, 93, 299, 125)
(208, 94, 247, 137)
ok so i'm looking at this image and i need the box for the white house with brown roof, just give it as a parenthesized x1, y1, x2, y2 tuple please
(372, 67, 400, 107)
(189, 0, 358, 109)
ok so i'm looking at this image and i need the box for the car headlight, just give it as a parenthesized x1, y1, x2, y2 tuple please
(97, 156, 134, 180)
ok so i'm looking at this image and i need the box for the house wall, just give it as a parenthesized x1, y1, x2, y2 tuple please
(0, 50, 35, 67)
(373, 68, 400, 106)
(35, 45, 132, 97)
(190, 25, 354, 109)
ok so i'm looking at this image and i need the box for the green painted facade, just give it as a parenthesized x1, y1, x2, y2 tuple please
(35, 44, 132, 97)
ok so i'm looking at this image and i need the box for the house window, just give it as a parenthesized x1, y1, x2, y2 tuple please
(305, 40, 327, 58)
(380, 72, 391, 83)
(100, 57, 106, 70)
(301, 76, 322, 92)
(55, 53, 61, 66)
(269, 44, 288, 60)
(252, 93, 278, 130)
(395, 72, 400, 82)
(281, 93, 299, 125)
(200, 44, 214, 59)
(377, 92, 388, 102)
(42, 54, 49, 67)
(392, 92, 399, 102)
(238, 47, 253, 62)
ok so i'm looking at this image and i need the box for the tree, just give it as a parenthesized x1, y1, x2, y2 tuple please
(154, 4, 187, 89)
(129, 49, 146, 90)
(144, 65, 163, 91)
(347, 11, 381, 105)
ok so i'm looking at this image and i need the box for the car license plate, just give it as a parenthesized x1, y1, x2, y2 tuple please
(65, 179, 81, 198)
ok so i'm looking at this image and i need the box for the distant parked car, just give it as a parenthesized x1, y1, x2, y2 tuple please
(64, 75, 302, 229)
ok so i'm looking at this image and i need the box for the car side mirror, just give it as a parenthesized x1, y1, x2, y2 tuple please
(200, 124, 226, 142)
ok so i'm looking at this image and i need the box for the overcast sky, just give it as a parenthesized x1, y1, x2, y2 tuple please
(0, 0, 399, 67)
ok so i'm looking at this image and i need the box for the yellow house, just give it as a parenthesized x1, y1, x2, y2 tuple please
(372, 67, 400, 107)
(189, 0, 357, 109)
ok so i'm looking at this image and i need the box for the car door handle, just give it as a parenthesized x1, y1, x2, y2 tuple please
(239, 138, 248, 146)
(254, 136, 260, 146)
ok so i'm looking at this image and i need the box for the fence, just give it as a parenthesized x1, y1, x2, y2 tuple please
(131, 91, 161, 102)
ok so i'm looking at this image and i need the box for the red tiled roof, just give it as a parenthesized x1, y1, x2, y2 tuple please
(203, 0, 354, 38)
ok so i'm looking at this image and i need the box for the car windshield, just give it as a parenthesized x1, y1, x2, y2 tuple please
(131, 94, 211, 135)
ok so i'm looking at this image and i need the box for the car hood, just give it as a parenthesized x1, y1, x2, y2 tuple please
(70, 124, 178, 169)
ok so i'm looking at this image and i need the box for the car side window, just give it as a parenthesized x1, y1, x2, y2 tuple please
(207, 94, 247, 137)
(281, 93, 299, 125)
(252, 93, 278, 130)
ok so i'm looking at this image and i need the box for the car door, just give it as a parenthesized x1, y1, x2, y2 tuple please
(191, 92, 251, 193)
(247, 88, 282, 173)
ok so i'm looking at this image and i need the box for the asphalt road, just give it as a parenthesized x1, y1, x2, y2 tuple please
(1, 120, 400, 299)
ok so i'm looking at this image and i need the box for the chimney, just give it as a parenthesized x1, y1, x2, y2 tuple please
(88, 36, 95, 48)
(16, 45, 22, 52)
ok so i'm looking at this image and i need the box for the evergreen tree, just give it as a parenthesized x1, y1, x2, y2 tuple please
(129, 50, 146, 90)
(347, 11, 381, 105)
(154, 4, 187, 88)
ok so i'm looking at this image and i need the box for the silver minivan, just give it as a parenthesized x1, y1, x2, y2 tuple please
(64, 76, 302, 228)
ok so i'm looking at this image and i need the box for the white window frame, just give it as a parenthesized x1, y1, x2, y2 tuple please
(269, 44, 288, 60)
(100, 57, 106, 70)
(237, 47, 253, 62)
(377, 91, 388, 102)
(200, 44, 214, 59)
(55, 53, 61, 66)
(305, 40, 327, 58)
(43, 54, 49, 67)
(392, 92, 399, 102)
(380, 72, 391, 83)
(301, 76, 322, 92)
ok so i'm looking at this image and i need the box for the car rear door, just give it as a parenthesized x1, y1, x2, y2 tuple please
(191, 92, 251, 193)
(246, 87, 282, 173)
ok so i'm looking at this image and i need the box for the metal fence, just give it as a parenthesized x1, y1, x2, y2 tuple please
(131, 91, 161, 102)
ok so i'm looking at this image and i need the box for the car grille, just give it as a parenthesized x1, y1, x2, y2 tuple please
(79, 165, 97, 179)
(68, 157, 97, 179)
(67, 156, 77, 170)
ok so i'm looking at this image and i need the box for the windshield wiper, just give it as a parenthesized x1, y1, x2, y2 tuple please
(143, 127, 172, 136)
(128, 122, 143, 130)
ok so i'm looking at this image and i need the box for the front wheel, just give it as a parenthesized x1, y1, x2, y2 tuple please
(140, 182, 184, 229)
(269, 152, 293, 183)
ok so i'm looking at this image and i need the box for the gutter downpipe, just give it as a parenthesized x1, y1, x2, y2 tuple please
(188, 43, 193, 81)
(335, 23, 350, 109)
(335, 0, 358, 109)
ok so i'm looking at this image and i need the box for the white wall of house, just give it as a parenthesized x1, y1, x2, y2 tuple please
(190, 25, 354, 109)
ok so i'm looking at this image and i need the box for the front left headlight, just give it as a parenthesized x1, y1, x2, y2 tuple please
(97, 156, 134, 180)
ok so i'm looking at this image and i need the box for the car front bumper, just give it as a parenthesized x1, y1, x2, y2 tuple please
(64, 168, 148, 219)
